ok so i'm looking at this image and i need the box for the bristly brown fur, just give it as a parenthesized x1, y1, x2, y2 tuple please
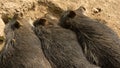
(33, 17, 100, 68)
(59, 8, 120, 68)
(0, 15, 51, 68)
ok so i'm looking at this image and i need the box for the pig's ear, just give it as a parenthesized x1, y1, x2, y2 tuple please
(33, 18, 46, 27)
(1, 14, 10, 24)
(67, 11, 76, 18)
(10, 14, 21, 29)
(12, 21, 21, 29)
(1, 14, 19, 24)
(59, 10, 76, 23)
(3, 14, 21, 29)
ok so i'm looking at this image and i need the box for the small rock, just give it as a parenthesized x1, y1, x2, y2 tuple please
(93, 8, 102, 13)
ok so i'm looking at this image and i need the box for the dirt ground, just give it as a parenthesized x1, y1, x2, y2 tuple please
(0, 0, 120, 50)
